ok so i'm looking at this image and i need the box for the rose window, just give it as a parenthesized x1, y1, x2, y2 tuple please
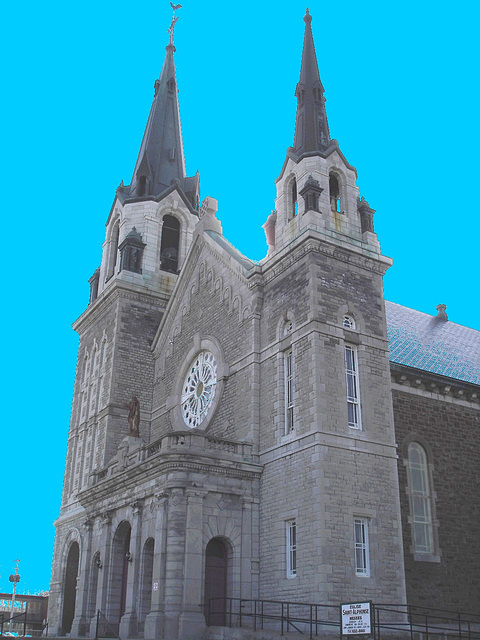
(181, 351, 217, 428)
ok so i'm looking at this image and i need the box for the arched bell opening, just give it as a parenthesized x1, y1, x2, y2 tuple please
(61, 541, 80, 635)
(160, 215, 180, 273)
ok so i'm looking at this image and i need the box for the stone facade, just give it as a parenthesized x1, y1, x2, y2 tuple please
(48, 9, 479, 640)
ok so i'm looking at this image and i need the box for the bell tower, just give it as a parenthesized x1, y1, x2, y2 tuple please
(264, 9, 379, 260)
(258, 10, 407, 606)
(58, 15, 200, 512)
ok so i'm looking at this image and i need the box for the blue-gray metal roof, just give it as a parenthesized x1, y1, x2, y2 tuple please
(386, 301, 480, 386)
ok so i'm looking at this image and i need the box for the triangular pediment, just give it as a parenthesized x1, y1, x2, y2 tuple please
(152, 230, 254, 357)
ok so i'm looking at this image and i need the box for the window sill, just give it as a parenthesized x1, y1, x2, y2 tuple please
(413, 552, 441, 563)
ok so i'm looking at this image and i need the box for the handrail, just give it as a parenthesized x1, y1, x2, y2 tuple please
(95, 609, 121, 640)
(206, 597, 480, 640)
(0, 609, 28, 636)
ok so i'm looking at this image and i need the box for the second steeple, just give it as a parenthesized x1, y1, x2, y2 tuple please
(293, 9, 330, 155)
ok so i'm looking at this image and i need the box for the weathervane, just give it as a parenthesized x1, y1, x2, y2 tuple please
(167, 2, 182, 41)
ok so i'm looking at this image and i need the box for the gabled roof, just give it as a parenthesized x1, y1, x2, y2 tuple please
(386, 301, 480, 386)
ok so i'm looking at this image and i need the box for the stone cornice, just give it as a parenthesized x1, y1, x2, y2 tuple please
(251, 228, 391, 290)
(80, 432, 262, 509)
(390, 363, 480, 407)
(73, 278, 168, 334)
(79, 455, 262, 509)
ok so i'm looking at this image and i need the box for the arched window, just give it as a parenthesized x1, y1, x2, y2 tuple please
(291, 178, 298, 218)
(342, 315, 356, 330)
(407, 443, 434, 555)
(329, 174, 341, 213)
(160, 215, 180, 273)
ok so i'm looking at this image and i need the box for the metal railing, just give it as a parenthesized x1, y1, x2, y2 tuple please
(205, 598, 480, 640)
(373, 603, 480, 640)
(94, 609, 121, 640)
(0, 610, 28, 636)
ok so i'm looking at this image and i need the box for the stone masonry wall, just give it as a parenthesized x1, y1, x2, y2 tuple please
(393, 388, 480, 613)
(258, 239, 406, 606)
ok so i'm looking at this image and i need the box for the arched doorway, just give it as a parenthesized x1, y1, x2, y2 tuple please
(108, 521, 131, 626)
(204, 538, 227, 626)
(138, 538, 155, 632)
(86, 552, 101, 621)
(61, 541, 79, 635)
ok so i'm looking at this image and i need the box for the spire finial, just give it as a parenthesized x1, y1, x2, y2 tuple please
(304, 7, 312, 23)
(167, 3, 182, 49)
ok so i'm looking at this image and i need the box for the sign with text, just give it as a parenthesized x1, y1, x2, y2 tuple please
(341, 601, 372, 635)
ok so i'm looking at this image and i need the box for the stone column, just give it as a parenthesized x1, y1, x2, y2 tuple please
(240, 496, 253, 600)
(71, 519, 93, 636)
(178, 488, 208, 639)
(88, 510, 113, 637)
(162, 487, 187, 640)
(144, 491, 169, 640)
(119, 500, 143, 638)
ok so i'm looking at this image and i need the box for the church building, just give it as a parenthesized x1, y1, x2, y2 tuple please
(48, 9, 480, 640)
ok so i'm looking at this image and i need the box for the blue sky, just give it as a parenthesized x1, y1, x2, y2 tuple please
(1, 0, 479, 594)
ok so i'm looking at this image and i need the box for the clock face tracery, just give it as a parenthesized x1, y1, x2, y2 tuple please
(181, 351, 218, 428)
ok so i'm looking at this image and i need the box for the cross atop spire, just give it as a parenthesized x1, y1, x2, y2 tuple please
(293, 9, 330, 155)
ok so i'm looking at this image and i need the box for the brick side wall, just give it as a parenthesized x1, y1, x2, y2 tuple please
(393, 389, 480, 613)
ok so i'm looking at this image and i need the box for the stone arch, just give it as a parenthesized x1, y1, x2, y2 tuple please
(138, 538, 155, 632)
(327, 167, 347, 216)
(204, 536, 234, 626)
(214, 276, 222, 293)
(86, 551, 101, 621)
(222, 286, 231, 311)
(106, 215, 121, 280)
(61, 540, 80, 635)
(107, 520, 132, 625)
(160, 214, 181, 273)
(277, 310, 295, 341)
(285, 173, 298, 221)
(337, 303, 366, 334)
(232, 295, 240, 319)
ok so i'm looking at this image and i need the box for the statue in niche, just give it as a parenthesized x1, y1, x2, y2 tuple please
(127, 395, 141, 437)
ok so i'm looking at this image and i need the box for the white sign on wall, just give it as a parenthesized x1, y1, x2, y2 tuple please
(341, 601, 372, 635)
(153, 581, 159, 592)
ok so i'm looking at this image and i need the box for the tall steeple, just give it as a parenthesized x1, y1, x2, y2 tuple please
(293, 9, 330, 155)
(122, 15, 199, 209)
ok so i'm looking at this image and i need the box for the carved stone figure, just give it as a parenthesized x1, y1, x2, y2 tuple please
(127, 395, 140, 437)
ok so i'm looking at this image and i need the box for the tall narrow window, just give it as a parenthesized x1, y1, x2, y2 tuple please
(345, 346, 361, 429)
(284, 349, 294, 433)
(288, 178, 298, 219)
(407, 443, 434, 554)
(160, 215, 180, 273)
(354, 518, 370, 576)
(329, 174, 341, 213)
(286, 520, 297, 578)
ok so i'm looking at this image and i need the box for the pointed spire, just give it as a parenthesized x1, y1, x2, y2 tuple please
(126, 12, 199, 209)
(293, 9, 330, 155)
